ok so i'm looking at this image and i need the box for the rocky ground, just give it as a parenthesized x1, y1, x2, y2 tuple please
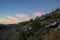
(0, 8, 60, 40)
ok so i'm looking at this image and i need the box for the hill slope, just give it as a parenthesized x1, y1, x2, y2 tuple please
(0, 8, 60, 40)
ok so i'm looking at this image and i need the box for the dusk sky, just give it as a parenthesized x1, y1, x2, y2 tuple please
(0, 0, 60, 24)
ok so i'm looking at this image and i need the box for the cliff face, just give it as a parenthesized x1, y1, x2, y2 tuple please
(26, 27, 60, 40)
(42, 28, 60, 40)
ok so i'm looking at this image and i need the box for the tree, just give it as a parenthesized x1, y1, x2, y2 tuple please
(31, 19, 40, 32)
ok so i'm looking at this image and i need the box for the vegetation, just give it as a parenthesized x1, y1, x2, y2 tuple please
(0, 8, 60, 40)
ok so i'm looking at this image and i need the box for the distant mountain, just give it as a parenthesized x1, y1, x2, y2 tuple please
(0, 24, 5, 26)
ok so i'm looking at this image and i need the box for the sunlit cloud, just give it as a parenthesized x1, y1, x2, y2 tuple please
(7, 16, 20, 22)
(7, 14, 31, 22)
(0, 18, 14, 24)
(6, 19, 15, 24)
(16, 14, 31, 21)
(0, 12, 43, 24)
(34, 12, 43, 17)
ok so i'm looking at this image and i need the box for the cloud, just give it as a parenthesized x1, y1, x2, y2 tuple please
(16, 14, 31, 21)
(7, 16, 20, 22)
(0, 12, 43, 24)
(6, 20, 14, 24)
(34, 12, 43, 17)
(7, 14, 31, 22)
(0, 18, 14, 24)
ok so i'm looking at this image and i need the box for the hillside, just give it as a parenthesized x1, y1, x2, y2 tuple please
(0, 8, 60, 40)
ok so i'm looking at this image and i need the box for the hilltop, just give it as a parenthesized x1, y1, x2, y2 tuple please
(0, 8, 60, 40)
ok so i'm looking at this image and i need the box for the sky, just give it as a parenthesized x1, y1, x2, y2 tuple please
(0, 0, 60, 24)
